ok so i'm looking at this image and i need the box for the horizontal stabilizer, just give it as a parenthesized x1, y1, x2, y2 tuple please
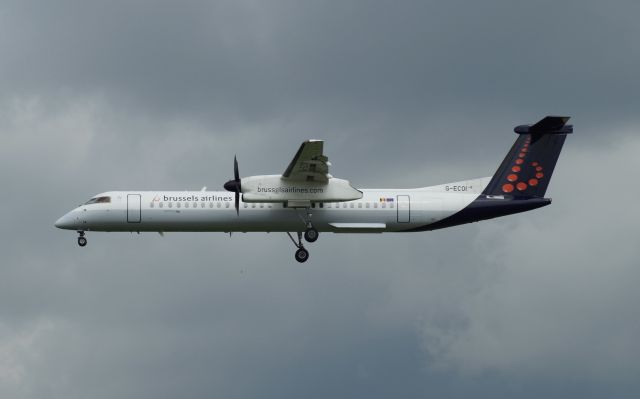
(514, 116, 572, 134)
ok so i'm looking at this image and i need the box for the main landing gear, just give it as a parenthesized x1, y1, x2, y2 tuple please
(287, 208, 320, 262)
(287, 232, 310, 263)
(304, 227, 319, 243)
(77, 231, 87, 247)
(298, 208, 319, 243)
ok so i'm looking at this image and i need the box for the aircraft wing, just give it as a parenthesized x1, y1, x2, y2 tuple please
(282, 140, 331, 183)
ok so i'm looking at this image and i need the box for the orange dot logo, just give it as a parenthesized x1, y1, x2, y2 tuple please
(506, 147, 546, 193)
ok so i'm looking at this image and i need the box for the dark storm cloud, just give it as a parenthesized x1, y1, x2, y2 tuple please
(3, 1, 639, 126)
(3, 0, 638, 191)
(1, 1, 640, 398)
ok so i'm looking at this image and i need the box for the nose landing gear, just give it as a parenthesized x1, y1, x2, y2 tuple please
(77, 231, 87, 247)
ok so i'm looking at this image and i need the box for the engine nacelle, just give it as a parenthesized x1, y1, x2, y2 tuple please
(241, 175, 362, 205)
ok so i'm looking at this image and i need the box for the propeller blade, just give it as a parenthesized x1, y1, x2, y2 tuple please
(223, 156, 242, 216)
(234, 155, 239, 182)
(234, 190, 240, 216)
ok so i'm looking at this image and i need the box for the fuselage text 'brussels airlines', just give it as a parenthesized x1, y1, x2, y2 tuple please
(55, 116, 573, 263)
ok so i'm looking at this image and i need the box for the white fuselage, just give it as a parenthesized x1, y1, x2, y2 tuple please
(54, 178, 490, 233)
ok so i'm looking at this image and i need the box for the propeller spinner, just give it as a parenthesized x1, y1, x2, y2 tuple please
(223, 155, 241, 215)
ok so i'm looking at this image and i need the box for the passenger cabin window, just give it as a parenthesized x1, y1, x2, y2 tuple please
(159, 202, 164, 208)
(85, 196, 111, 205)
(358, 203, 362, 208)
(150, 202, 154, 208)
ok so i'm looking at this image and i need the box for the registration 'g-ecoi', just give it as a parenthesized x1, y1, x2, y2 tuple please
(55, 116, 573, 263)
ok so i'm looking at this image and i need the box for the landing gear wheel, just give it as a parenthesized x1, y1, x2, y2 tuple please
(286, 232, 311, 263)
(295, 248, 309, 263)
(304, 228, 319, 243)
(77, 236, 87, 247)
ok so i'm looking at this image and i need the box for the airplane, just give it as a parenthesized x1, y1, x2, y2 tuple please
(55, 116, 572, 263)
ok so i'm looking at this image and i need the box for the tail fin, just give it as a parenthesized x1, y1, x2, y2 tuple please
(482, 116, 572, 197)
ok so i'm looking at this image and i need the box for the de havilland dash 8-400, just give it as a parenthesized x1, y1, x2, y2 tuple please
(55, 116, 572, 262)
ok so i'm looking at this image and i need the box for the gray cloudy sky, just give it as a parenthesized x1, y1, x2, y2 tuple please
(1, 1, 640, 398)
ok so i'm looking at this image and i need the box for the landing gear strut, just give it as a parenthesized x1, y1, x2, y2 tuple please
(77, 231, 87, 247)
(297, 208, 320, 243)
(287, 232, 309, 263)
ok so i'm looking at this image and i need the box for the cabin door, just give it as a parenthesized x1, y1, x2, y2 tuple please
(397, 195, 410, 223)
(127, 194, 141, 223)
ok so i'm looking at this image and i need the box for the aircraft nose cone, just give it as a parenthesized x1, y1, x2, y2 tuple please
(54, 213, 75, 230)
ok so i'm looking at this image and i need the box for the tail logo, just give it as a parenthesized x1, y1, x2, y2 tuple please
(501, 136, 545, 194)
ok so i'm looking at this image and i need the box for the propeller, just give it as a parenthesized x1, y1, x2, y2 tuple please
(223, 155, 241, 215)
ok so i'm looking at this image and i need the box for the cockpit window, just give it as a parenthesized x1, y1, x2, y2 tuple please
(85, 196, 111, 205)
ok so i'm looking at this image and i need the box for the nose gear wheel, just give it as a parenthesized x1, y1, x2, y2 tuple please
(77, 231, 87, 247)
